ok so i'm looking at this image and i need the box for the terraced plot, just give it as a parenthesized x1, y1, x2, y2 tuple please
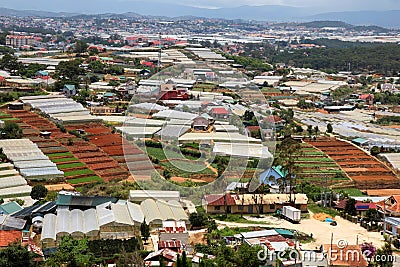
(307, 137, 400, 189)
(67, 123, 154, 180)
(293, 143, 349, 186)
(4, 109, 128, 185)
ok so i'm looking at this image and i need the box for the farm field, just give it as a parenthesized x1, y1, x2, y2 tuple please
(66, 123, 153, 180)
(307, 137, 400, 189)
(4, 109, 131, 186)
(294, 142, 348, 186)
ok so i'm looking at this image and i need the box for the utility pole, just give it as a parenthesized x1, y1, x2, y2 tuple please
(157, 32, 162, 73)
(330, 233, 333, 267)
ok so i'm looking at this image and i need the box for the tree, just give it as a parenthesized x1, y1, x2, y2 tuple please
(0, 242, 35, 267)
(235, 244, 264, 267)
(46, 236, 94, 266)
(344, 198, 357, 216)
(189, 211, 208, 228)
(314, 126, 319, 137)
(295, 125, 303, 133)
(54, 59, 84, 89)
(30, 184, 48, 200)
(11, 198, 24, 206)
(365, 208, 381, 224)
(1, 121, 23, 139)
(140, 219, 150, 244)
(273, 136, 302, 202)
(74, 40, 88, 54)
(88, 60, 105, 73)
(307, 125, 313, 137)
(360, 242, 376, 262)
(0, 148, 7, 162)
(176, 254, 182, 267)
(371, 146, 381, 156)
(297, 99, 313, 109)
(181, 251, 190, 267)
(326, 123, 333, 133)
(374, 237, 393, 267)
(163, 169, 172, 180)
(0, 53, 22, 74)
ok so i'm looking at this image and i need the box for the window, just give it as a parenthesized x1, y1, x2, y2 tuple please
(270, 204, 275, 210)
(238, 206, 244, 211)
(215, 206, 221, 211)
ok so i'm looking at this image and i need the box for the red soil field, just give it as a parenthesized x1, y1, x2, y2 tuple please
(307, 137, 400, 189)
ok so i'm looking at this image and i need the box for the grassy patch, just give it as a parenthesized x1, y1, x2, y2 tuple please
(51, 157, 78, 163)
(68, 176, 103, 184)
(308, 203, 339, 217)
(211, 214, 269, 224)
(75, 186, 84, 192)
(1, 117, 19, 121)
(64, 169, 94, 177)
(218, 226, 268, 236)
(146, 147, 198, 161)
(334, 188, 365, 197)
(47, 152, 74, 158)
(58, 162, 86, 169)
(161, 160, 215, 178)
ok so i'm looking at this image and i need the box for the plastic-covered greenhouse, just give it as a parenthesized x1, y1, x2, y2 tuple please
(0, 176, 27, 189)
(0, 139, 64, 181)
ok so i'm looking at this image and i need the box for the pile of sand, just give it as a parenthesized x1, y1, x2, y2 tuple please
(313, 213, 333, 221)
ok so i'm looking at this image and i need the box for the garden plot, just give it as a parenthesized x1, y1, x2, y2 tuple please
(3, 109, 121, 185)
(307, 137, 400, 189)
(67, 123, 153, 180)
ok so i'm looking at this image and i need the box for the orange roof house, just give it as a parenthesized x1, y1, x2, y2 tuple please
(377, 195, 400, 216)
(323, 244, 368, 267)
(0, 230, 22, 247)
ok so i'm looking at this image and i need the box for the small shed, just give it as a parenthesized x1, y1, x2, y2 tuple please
(62, 84, 77, 97)
(192, 116, 210, 132)
(8, 103, 24, 110)
(40, 131, 51, 139)
(352, 137, 369, 147)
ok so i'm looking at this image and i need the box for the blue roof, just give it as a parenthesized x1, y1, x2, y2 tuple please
(352, 138, 368, 145)
(64, 84, 76, 91)
(37, 70, 49, 76)
(0, 202, 23, 215)
(275, 229, 294, 237)
(104, 92, 114, 97)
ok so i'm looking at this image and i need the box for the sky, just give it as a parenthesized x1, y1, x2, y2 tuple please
(1, 0, 399, 13)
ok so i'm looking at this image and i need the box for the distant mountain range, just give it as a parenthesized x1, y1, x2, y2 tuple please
(0, 4, 399, 28)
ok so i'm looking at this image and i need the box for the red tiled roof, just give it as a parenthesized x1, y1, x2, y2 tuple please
(377, 195, 400, 213)
(204, 194, 236, 206)
(335, 199, 347, 210)
(335, 199, 377, 211)
(247, 126, 260, 131)
(323, 244, 368, 267)
(211, 107, 228, 115)
(0, 230, 21, 247)
(158, 240, 181, 249)
(359, 94, 374, 100)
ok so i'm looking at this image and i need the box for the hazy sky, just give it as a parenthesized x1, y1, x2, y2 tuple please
(1, 0, 399, 13)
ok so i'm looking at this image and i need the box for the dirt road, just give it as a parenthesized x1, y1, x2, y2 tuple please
(216, 213, 384, 249)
